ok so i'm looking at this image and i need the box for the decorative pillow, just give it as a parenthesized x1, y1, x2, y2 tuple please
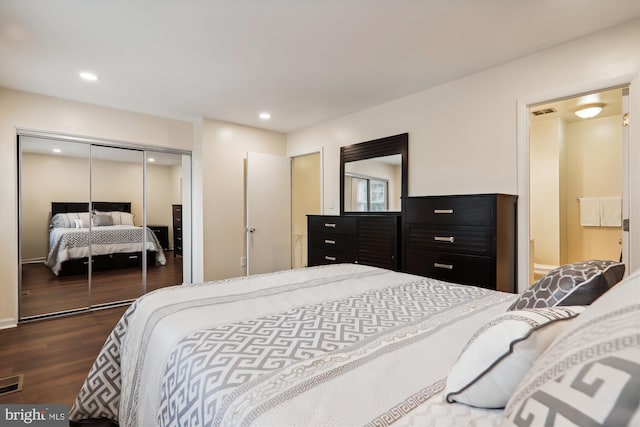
(50, 213, 68, 228)
(508, 260, 625, 310)
(50, 212, 90, 228)
(109, 211, 122, 225)
(445, 306, 585, 408)
(120, 212, 135, 226)
(92, 213, 113, 227)
(502, 271, 640, 426)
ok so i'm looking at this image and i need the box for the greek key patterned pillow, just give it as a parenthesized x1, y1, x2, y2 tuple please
(508, 260, 625, 310)
(501, 272, 640, 427)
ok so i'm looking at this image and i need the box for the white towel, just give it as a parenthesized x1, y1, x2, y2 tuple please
(600, 197, 622, 227)
(579, 198, 600, 226)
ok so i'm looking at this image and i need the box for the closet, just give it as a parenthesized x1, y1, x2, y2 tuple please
(18, 133, 191, 320)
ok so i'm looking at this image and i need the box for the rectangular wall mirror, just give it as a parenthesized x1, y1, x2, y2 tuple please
(340, 133, 408, 214)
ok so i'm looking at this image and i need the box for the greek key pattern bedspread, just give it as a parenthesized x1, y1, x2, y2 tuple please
(70, 264, 515, 426)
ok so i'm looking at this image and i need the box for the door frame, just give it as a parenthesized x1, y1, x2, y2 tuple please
(516, 72, 640, 293)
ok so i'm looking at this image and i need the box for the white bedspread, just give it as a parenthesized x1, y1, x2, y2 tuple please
(46, 225, 166, 275)
(71, 264, 515, 426)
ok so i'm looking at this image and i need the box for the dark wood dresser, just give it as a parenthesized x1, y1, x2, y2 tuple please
(172, 204, 183, 257)
(403, 194, 517, 293)
(307, 215, 400, 270)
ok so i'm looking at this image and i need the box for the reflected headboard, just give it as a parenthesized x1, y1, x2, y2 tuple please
(51, 201, 132, 215)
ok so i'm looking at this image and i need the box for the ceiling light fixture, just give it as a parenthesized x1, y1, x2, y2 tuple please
(148, 158, 155, 162)
(79, 71, 99, 82)
(259, 112, 271, 120)
(574, 103, 605, 119)
(52, 148, 62, 153)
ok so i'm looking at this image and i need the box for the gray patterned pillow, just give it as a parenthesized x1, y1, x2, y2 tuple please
(501, 271, 640, 427)
(50, 213, 69, 228)
(92, 213, 113, 227)
(508, 260, 625, 310)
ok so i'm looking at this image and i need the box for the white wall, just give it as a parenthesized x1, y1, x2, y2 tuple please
(0, 87, 195, 328)
(200, 119, 286, 281)
(287, 19, 640, 291)
(566, 115, 623, 262)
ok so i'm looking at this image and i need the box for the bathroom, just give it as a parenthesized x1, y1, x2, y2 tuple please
(529, 88, 626, 282)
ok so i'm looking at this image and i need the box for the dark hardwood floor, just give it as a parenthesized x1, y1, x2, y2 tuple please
(0, 305, 127, 406)
(1, 252, 184, 408)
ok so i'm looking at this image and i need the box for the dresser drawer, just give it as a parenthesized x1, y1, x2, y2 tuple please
(308, 248, 356, 266)
(404, 250, 494, 289)
(308, 215, 356, 234)
(405, 195, 495, 226)
(308, 232, 356, 253)
(405, 225, 494, 256)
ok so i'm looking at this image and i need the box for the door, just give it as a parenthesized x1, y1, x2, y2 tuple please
(246, 152, 291, 275)
(621, 88, 630, 268)
(90, 145, 144, 306)
(19, 136, 91, 319)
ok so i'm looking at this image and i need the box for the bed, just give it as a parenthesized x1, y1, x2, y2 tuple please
(46, 202, 166, 276)
(70, 262, 639, 426)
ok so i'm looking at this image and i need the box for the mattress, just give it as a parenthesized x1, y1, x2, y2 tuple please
(71, 264, 516, 426)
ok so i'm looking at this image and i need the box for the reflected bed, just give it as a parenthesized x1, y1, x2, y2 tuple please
(46, 202, 166, 276)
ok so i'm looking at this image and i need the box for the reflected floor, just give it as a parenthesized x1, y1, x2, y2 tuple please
(20, 252, 183, 318)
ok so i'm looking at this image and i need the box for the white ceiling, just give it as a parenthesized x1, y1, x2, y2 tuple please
(2, 1, 640, 133)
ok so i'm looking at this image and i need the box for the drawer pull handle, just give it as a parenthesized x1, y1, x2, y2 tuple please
(129, 255, 139, 259)
(434, 236, 455, 243)
(324, 256, 337, 261)
(434, 209, 454, 214)
(434, 262, 453, 270)
(324, 223, 336, 228)
(324, 239, 336, 245)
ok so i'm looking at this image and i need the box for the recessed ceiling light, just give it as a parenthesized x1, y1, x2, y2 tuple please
(148, 158, 156, 162)
(52, 148, 62, 153)
(259, 112, 271, 120)
(79, 71, 99, 82)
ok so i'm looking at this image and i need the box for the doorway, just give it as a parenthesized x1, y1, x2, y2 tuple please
(529, 87, 627, 283)
(291, 152, 322, 268)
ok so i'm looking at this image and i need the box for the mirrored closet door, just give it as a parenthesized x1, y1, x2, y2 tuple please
(19, 137, 91, 317)
(18, 134, 191, 321)
(90, 145, 144, 306)
(145, 150, 186, 292)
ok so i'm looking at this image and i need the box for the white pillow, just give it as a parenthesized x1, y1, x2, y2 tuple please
(73, 218, 82, 229)
(445, 306, 585, 408)
(109, 211, 122, 225)
(120, 212, 135, 226)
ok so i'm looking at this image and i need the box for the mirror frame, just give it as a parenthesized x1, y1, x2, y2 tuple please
(340, 133, 408, 215)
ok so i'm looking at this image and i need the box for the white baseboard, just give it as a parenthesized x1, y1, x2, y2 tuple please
(0, 318, 18, 330)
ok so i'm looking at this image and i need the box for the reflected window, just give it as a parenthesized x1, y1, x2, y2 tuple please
(346, 173, 389, 212)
